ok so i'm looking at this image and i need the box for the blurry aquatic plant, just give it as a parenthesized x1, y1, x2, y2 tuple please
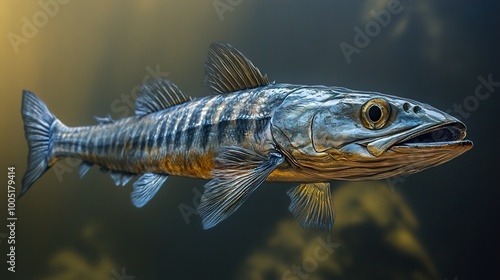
(39, 222, 124, 280)
(236, 181, 440, 280)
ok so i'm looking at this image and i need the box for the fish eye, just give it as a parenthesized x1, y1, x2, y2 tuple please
(361, 98, 391, 129)
(368, 105, 382, 122)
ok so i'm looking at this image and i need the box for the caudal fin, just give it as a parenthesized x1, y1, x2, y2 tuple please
(19, 90, 58, 198)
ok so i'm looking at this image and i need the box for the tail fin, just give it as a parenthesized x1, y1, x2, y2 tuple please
(19, 90, 58, 198)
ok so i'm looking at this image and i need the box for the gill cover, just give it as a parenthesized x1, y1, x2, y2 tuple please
(270, 87, 331, 160)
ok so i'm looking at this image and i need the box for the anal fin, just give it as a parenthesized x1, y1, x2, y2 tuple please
(198, 146, 284, 230)
(287, 182, 335, 231)
(79, 161, 93, 178)
(131, 173, 168, 208)
(110, 171, 136, 186)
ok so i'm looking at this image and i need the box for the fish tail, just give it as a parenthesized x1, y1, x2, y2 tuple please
(19, 90, 61, 198)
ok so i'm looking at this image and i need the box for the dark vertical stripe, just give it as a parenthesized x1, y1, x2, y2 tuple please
(165, 111, 177, 148)
(173, 128, 182, 147)
(108, 130, 117, 158)
(102, 129, 114, 169)
(86, 129, 94, 156)
(235, 118, 249, 143)
(254, 117, 269, 141)
(217, 120, 229, 143)
(155, 117, 168, 150)
(69, 130, 78, 155)
(112, 123, 123, 156)
(95, 127, 103, 154)
(185, 100, 206, 151)
(138, 123, 150, 155)
(217, 97, 235, 142)
(185, 128, 195, 151)
(200, 124, 211, 150)
(129, 123, 142, 160)
(118, 119, 131, 158)
(199, 97, 221, 150)
(172, 109, 185, 148)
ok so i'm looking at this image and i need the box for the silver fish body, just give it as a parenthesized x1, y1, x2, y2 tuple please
(51, 86, 289, 179)
(20, 43, 472, 230)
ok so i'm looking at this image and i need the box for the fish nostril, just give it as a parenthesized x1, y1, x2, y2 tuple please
(413, 106, 422, 114)
(403, 103, 410, 112)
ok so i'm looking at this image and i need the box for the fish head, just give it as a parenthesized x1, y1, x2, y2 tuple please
(271, 86, 473, 180)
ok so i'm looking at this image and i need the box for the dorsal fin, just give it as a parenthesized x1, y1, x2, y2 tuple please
(135, 78, 192, 115)
(94, 115, 114, 125)
(204, 42, 270, 94)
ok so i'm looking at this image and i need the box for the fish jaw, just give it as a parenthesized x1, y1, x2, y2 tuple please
(386, 122, 473, 172)
(323, 121, 473, 180)
(367, 121, 472, 156)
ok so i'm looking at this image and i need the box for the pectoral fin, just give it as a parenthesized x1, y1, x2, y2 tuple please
(131, 173, 168, 208)
(198, 146, 284, 230)
(287, 182, 335, 231)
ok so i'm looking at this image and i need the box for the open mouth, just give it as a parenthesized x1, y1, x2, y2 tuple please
(366, 121, 473, 156)
(395, 122, 467, 147)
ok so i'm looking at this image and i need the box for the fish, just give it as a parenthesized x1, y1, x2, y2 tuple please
(19, 42, 473, 230)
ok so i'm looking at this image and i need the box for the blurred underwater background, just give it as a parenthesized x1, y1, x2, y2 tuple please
(0, 1, 499, 279)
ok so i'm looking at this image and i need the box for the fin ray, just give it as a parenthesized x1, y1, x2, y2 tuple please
(131, 173, 168, 208)
(198, 146, 283, 229)
(204, 43, 270, 94)
(287, 182, 335, 230)
(135, 78, 192, 115)
(94, 115, 114, 124)
(19, 90, 59, 198)
(110, 171, 136, 186)
(79, 161, 93, 178)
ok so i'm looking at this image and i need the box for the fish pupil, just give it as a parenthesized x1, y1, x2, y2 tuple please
(368, 105, 382, 122)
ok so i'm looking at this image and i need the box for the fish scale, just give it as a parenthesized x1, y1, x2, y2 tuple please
(49, 90, 281, 177)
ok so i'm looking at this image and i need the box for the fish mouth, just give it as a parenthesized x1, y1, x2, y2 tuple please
(367, 122, 473, 156)
(395, 122, 467, 146)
